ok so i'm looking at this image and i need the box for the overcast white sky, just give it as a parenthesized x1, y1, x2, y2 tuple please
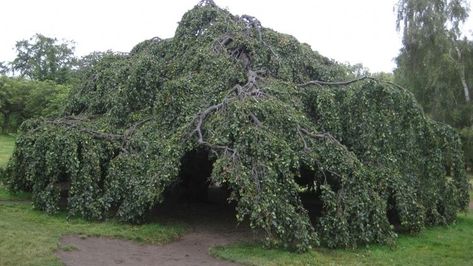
(0, 0, 461, 73)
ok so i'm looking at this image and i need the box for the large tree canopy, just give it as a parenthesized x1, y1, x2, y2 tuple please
(11, 34, 77, 84)
(395, 0, 472, 127)
(2, 1, 469, 251)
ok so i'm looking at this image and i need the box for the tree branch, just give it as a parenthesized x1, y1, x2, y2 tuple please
(250, 112, 262, 127)
(46, 119, 123, 141)
(298, 76, 373, 87)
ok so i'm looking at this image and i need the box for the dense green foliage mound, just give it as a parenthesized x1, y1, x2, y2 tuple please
(2, 1, 469, 251)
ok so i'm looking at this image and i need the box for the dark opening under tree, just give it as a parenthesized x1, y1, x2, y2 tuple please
(2, 1, 469, 251)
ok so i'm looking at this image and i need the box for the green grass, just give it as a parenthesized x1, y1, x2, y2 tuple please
(0, 187, 31, 201)
(0, 186, 186, 266)
(0, 136, 186, 266)
(212, 212, 473, 266)
(0, 134, 15, 168)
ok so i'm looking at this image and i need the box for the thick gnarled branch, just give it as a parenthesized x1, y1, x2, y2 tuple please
(296, 126, 357, 165)
(297, 76, 410, 95)
(39, 116, 153, 153)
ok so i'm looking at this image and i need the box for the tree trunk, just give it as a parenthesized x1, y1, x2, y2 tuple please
(455, 46, 471, 102)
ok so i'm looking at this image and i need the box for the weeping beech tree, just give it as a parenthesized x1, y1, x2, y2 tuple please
(3, 1, 469, 251)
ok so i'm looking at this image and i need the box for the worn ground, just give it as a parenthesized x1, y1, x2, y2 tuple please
(57, 194, 257, 266)
(57, 231, 241, 266)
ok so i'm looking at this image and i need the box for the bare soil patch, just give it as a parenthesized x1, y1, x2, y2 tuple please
(57, 189, 258, 266)
(57, 232, 241, 266)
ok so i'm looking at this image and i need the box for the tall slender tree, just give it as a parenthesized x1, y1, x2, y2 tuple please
(395, 0, 472, 127)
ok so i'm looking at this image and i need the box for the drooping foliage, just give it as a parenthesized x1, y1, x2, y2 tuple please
(3, 1, 469, 251)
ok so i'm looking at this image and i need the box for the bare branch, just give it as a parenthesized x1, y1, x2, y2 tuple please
(46, 119, 123, 141)
(297, 76, 412, 98)
(298, 127, 345, 147)
(123, 117, 153, 138)
(250, 112, 262, 127)
(122, 117, 154, 151)
(192, 102, 225, 144)
(296, 126, 309, 151)
(298, 76, 373, 87)
(40, 116, 154, 153)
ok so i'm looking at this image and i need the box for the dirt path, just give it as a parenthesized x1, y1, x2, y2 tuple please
(57, 231, 242, 266)
(57, 199, 257, 266)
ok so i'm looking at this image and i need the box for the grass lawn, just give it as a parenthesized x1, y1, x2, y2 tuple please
(0, 135, 186, 266)
(0, 195, 186, 266)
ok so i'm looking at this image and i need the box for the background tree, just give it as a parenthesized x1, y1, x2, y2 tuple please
(395, 0, 472, 128)
(0, 36, 103, 133)
(0, 76, 70, 133)
(0, 77, 29, 133)
(11, 34, 77, 84)
(0, 62, 9, 75)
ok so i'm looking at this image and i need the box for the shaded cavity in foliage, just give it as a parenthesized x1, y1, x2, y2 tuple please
(386, 193, 401, 231)
(156, 148, 235, 218)
(149, 148, 240, 230)
(57, 172, 71, 209)
(296, 165, 340, 224)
